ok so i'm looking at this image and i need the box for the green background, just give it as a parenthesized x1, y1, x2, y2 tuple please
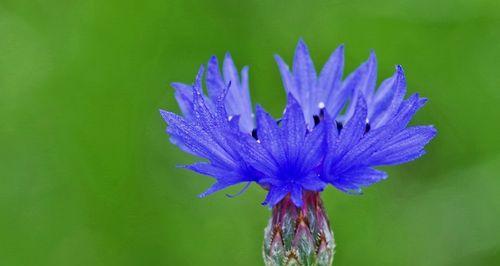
(1, 0, 499, 265)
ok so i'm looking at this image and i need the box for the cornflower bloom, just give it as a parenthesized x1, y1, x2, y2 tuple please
(160, 40, 436, 266)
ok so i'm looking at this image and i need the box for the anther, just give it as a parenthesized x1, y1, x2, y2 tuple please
(364, 123, 371, 133)
(336, 121, 343, 133)
(252, 128, 258, 140)
(313, 115, 321, 126)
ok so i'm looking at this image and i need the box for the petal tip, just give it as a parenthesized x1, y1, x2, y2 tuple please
(295, 38, 310, 54)
(396, 64, 405, 74)
(159, 109, 172, 122)
(208, 55, 218, 64)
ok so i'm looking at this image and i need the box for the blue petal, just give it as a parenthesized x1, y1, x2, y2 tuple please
(300, 173, 327, 191)
(255, 105, 287, 164)
(238, 66, 255, 132)
(298, 121, 326, 172)
(319, 44, 344, 114)
(367, 75, 395, 123)
(262, 185, 290, 207)
(361, 51, 378, 101)
(171, 82, 194, 118)
(328, 62, 363, 119)
(183, 162, 228, 177)
(332, 167, 387, 193)
(282, 94, 307, 160)
(368, 125, 437, 165)
(322, 114, 340, 176)
(343, 52, 377, 122)
(330, 96, 368, 161)
(228, 115, 241, 130)
(391, 93, 427, 129)
(332, 94, 430, 173)
(324, 111, 338, 147)
(183, 162, 253, 198)
(199, 180, 245, 198)
(291, 184, 303, 207)
(222, 52, 240, 86)
(292, 39, 317, 126)
(206, 56, 225, 101)
(160, 110, 235, 167)
(370, 65, 407, 128)
(236, 133, 279, 176)
(191, 74, 242, 163)
(222, 53, 255, 133)
(275, 54, 298, 97)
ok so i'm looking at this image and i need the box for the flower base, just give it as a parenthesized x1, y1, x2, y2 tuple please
(263, 192, 335, 266)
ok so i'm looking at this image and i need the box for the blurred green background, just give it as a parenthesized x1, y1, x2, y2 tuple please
(1, 0, 499, 265)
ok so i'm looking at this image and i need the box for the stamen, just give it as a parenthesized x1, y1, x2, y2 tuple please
(319, 108, 325, 119)
(313, 115, 321, 126)
(365, 123, 371, 133)
(252, 128, 259, 140)
(336, 121, 343, 133)
(313, 109, 325, 127)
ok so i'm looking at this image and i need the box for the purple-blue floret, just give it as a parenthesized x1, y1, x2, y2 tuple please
(160, 40, 436, 207)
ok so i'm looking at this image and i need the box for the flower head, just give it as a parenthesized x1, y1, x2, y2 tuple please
(160, 40, 436, 207)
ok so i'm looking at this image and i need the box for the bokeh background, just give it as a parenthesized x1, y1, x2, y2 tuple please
(1, 0, 499, 265)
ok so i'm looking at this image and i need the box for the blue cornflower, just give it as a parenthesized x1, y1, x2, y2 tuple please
(160, 40, 436, 207)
